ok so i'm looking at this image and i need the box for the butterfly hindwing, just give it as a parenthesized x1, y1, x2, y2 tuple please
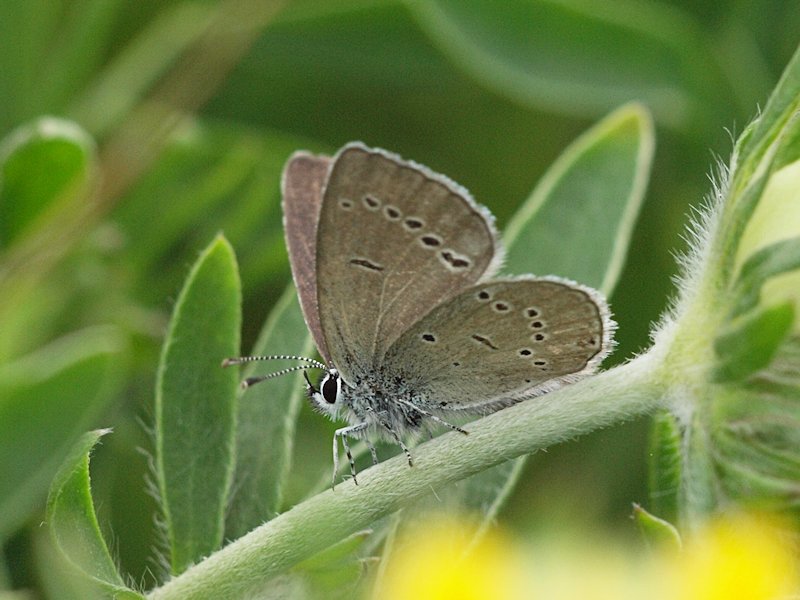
(383, 278, 612, 413)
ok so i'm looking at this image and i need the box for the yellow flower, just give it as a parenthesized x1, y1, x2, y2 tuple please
(376, 516, 528, 600)
(674, 514, 799, 600)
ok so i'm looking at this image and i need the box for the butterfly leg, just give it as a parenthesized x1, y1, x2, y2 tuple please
(380, 420, 413, 467)
(395, 398, 469, 435)
(366, 440, 379, 466)
(333, 423, 368, 488)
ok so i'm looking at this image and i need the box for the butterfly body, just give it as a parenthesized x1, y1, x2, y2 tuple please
(308, 367, 432, 438)
(233, 142, 615, 485)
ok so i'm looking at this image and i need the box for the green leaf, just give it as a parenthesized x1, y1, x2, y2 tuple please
(732, 236, 800, 316)
(226, 286, 313, 539)
(680, 405, 720, 524)
(46, 429, 143, 599)
(155, 235, 241, 574)
(36, 0, 126, 114)
(288, 530, 370, 597)
(720, 49, 800, 271)
(713, 302, 795, 382)
(408, 0, 722, 129)
(647, 411, 682, 522)
(735, 44, 800, 182)
(112, 123, 300, 307)
(0, 327, 125, 540)
(0, 117, 95, 245)
(504, 102, 654, 293)
(632, 503, 681, 552)
(240, 529, 370, 600)
(69, 3, 215, 136)
(710, 337, 800, 520)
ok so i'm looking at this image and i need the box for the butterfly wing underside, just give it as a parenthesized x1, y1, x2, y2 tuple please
(383, 278, 613, 413)
(315, 143, 500, 384)
(282, 152, 333, 363)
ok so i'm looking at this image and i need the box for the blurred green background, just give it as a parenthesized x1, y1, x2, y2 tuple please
(1, 0, 798, 594)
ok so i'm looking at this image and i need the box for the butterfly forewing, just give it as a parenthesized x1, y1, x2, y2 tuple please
(315, 143, 499, 383)
(383, 278, 612, 413)
(282, 152, 333, 363)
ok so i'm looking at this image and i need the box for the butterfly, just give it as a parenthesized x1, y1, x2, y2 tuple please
(225, 143, 614, 485)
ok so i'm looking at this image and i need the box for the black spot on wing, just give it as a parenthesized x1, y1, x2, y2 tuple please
(349, 258, 384, 272)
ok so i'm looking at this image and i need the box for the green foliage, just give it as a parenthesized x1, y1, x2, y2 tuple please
(503, 102, 653, 293)
(0, 328, 124, 540)
(0, 1, 798, 598)
(47, 429, 142, 599)
(226, 287, 313, 540)
(647, 411, 682, 522)
(407, 0, 718, 129)
(155, 235, 241, 574)
(0, 118, 95, 244)
(650, 44, 800, 529)
(713, 302, 794, 382)
(632, 503, 682, 553)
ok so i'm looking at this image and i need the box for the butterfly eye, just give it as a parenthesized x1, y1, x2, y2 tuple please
(321, 371, 340, 404)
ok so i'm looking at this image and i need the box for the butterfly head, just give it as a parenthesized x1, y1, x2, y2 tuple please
(305, 368, 343, 418)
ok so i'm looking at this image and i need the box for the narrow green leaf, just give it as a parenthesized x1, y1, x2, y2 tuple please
(37, 0, 126, 112)
(713, 302, 795, 382)
(504, 102, 654, 294)
(46, 429, 143, 599)
(226, 286, 313, 539)
(736, 44, 800, 180)
(281, 529, 371, 597)
(717, 47, 800, 281)
(112, 123, 298, 306)
(680, 406, 723, 525)
(408, 0, 720, 128)
(708, 337, 800, 519)
(68, 3, 215, 136)
(632, 503, 681, 552)
(647, 411, 682, 522)
(0, 327, 125, 540)
(0, 117, 95, 245)
(293, 530, 371, 572)
(399, 104, 654, 550)
(733, 236, 800, 316)
(155, 235, 241, 574)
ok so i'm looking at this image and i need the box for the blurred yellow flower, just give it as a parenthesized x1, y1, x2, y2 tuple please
(674, 514, 799, 600)
(372, 512, 798, 600)
(376, 516, 528, 600)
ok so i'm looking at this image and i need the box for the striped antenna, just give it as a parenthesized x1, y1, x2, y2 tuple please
(221, 354, 328, 390)
(221, 354, 326, 370)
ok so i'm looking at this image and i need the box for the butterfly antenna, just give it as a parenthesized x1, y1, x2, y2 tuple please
(221, 354, 326, 370)
(221, 354, 327, 390)
(240, 364, 320, 389)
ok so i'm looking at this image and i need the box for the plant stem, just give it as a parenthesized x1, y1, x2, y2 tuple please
(149, 351, 665, 600)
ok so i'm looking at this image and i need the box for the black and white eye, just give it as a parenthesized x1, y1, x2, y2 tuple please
(321, 370, 340, 404)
